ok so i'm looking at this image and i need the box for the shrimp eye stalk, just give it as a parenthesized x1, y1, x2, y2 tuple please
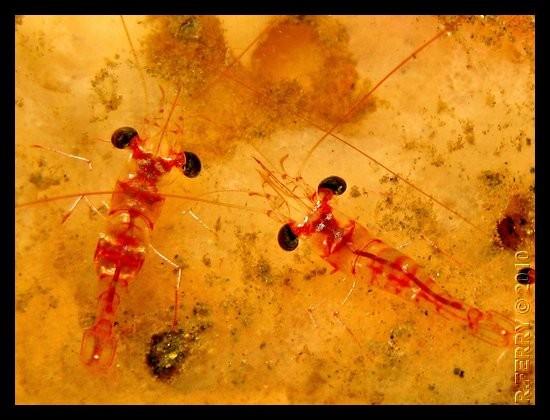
(318, 176, 347, 195)
(111, 127, 138, 149)
(182, 151, 201, 178)
(278, 224, 299, 251)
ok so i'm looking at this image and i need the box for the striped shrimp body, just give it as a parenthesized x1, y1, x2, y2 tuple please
(268, 169, 517, 348)
(80, 127, 201, 369)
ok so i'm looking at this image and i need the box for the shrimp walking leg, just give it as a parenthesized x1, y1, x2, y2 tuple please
(61, 194, 105, 224)
(31, 144, 93, 170)
(149, 244, 184, 329)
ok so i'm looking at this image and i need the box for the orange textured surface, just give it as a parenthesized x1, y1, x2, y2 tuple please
(16, 15, 534, 404)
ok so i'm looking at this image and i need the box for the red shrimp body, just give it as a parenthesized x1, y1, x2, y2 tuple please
(80, 134, 186, 369)
(289, 189, 516, 347)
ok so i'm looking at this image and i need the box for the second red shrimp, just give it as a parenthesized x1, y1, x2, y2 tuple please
(253, 158, 520, 348)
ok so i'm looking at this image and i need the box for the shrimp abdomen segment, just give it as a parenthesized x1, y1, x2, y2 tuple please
(94, 210, 150, 285)
(347, 225, 515, 346)
(82, 189, 156, 368)
(112, 180, 166, 228)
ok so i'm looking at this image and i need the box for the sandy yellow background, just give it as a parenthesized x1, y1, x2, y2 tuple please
(15, 16, 534, 404)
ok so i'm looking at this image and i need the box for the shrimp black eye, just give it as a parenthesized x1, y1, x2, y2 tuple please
(182, 151, 201, 178)
(318, 176, 347, 195)
(278, 223, 299, 251)
(111, 127, 138, 149)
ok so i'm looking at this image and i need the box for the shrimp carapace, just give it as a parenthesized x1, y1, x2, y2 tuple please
(274, 174, 517, 348)
(110, 126, 202, 179)
(81, 127, 202, 369)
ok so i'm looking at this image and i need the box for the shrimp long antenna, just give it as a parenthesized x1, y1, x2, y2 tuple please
(326, 132, 479, 230)
(120, 16, 150, 120)
(150, 18, 280, 155)
(155, 84, 182, 155)
(219, 26, 476, 230)
(16, 190, 269, 216)
(297, 25, 450, 176)
(16, 191, 115, 208)
(120, 15, 181, 155)
(150, 18, 280, 154)
(191, 18, 280, 101)
(161, 192, 268, 214)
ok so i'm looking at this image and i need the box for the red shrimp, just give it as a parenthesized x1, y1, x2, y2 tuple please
(17, 14, 207, 369)
(79, 126, 202, 369)
(252, 158, 520, 347)
(17, 127, 204, 371)
(14, 14, 276, 372)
